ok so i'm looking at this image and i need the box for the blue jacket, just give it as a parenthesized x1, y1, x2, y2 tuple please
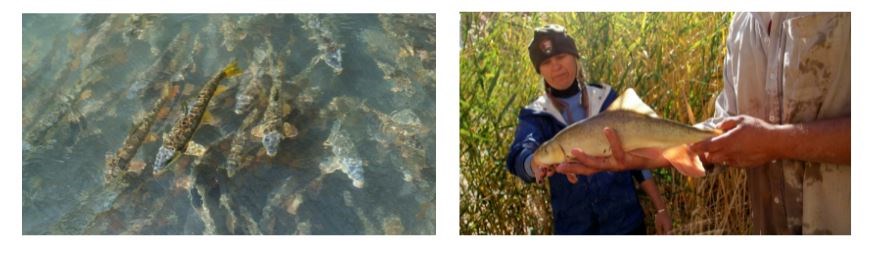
(505, 83, 645, 235)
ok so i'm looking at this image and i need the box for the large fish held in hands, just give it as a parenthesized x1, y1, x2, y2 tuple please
(153, 60, 242, 172)
(533, 88, 721, 177)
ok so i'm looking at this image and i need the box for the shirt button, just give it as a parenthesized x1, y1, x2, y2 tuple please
(769, 115, 778, 122)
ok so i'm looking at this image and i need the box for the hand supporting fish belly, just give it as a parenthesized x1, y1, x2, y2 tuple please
(535, 88, 721, 178)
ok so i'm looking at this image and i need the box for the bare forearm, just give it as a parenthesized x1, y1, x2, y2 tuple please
(771, 116, 850, 165)
(640, 179, 666, 210)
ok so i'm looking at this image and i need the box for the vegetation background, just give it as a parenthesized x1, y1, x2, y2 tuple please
(459, 12, 752, 235)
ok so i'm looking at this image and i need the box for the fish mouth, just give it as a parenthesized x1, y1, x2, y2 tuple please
(324, 48, 343, 74)
(352, 180, 364, 189)
(153, 146, 175, 172)
(340, 157, 365, 188)
(262, 131, 282, 157)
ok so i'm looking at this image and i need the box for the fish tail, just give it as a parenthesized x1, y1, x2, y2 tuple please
(223, 59, 243, 77)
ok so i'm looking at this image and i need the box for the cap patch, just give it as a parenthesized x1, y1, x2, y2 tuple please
(540, 38, 553, 55)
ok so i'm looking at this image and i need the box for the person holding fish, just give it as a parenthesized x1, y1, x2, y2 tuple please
(556, 13, 850, 235)
(505, 24, 671, 235)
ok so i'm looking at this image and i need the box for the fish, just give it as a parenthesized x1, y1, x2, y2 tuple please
(23, 15, 120, 147)
(105, 83, 178, 186)
(219, 15, 255, 52)
(358, 102, 429, 152)
(321, 45, 343, 74)
(78, 14, 120, 70)
(153, 60, 242, 172)
(127, 24, 191, 100)
(532, 88, 721, 177)
(233, 65, 264, 115)
(300, 14, 344, 74)
(320, 118, 365, 188)
(251, 57, 297, 157)
(233, 38, 271, 115)
(357, 102, 429, 187)
(226, 94, 265, 177)
(121, 14, 161, 45)
(23, 35, 64, 107)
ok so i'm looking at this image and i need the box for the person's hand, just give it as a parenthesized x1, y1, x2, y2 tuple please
(690, 115, 780, 167)
(532, 159, 579, 184)
(530, 158, 551, 184)
(654, 209, 672, 235)
(555, 127, 671, 176)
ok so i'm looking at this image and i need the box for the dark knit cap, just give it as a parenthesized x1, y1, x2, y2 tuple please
(528, 24, 580, 73)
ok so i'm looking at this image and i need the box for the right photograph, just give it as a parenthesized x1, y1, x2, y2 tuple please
(459, 12, 850, 235)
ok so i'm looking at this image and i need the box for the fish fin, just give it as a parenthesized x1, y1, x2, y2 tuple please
(145, 133, 160, 143)
(607, 88, 659, 118)
(201, 110, 218, 126)
(214, 85, 230, 96)
(659, 145, 706, 177)
(79, 89, 93, 100)
(282, 103, 292, 116)
(628, 148, 665, 160)
(223, 59, 243, 77)
(692, 123, 725, 135)
(184, 141, 207, 157)
(251, 124, 265, 138)
(127, 159, 148, 173)
(283, 122, 298, 138)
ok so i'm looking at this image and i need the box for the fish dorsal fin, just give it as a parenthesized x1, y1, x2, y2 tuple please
(251, 124, 266, 138)
(607, 88, 659, 118)
(214, 85, 230, 96)
(283, 122, 299, 138)
(184, 141, 207, 157)
(201, 110, 218, 125)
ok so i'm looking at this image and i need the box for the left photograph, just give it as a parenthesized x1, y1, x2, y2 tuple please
(22, 14, 435, 235)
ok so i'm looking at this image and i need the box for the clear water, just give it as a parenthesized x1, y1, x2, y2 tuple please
(22, 14, 435, 235)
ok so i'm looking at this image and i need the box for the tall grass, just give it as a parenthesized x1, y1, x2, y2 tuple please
(460, 12, 751, 235)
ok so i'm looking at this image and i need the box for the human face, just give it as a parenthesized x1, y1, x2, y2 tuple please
(538, 53, 577, 90)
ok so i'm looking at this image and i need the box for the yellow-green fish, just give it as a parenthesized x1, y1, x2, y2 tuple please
(533, 88, 721, 177)
(153, 60, 241, 172)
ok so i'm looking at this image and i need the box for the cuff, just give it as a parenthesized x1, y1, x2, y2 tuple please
(641, 169, 653, 181)
(524, 154, 535, 178)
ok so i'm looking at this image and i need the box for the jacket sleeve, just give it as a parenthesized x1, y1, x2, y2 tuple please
(505, 109, 548, 183)
(631, 169, 653, 183)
